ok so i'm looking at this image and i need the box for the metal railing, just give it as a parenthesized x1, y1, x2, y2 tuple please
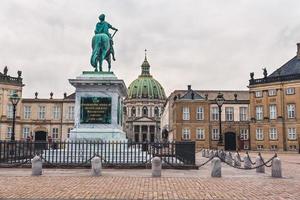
(0, 140, 195, 168)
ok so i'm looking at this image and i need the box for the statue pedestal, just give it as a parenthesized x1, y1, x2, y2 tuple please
(69, 71, 127, 141)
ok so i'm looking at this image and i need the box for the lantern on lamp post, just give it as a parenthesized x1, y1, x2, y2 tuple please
(9, 93, 20, 141)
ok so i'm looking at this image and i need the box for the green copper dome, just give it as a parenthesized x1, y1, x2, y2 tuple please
(127, 55, 166, 100)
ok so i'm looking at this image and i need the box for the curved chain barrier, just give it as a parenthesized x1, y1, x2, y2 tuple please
(199, 149, 276, 170)
(246, 151, 256, 165)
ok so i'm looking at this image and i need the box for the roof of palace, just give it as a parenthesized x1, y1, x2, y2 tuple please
(127, 55, 166, 101)
(0, 67, 23, 86)
(249, 44, 300, 85)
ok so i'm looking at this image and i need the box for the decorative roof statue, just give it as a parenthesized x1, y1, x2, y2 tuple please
(3, 66, 8, 75)
(90, 14, 118, 72)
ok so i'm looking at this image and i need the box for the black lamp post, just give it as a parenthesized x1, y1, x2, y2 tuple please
(9, 93, 20, 141)
(215, 92, 225, 145)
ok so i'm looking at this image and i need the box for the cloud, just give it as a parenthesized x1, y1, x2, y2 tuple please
(1, 0, 300, 98)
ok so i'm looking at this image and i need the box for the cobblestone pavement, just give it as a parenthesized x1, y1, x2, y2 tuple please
(0, 152, 299, 200)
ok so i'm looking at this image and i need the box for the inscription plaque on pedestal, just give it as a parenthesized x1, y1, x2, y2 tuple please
(80, 97, 111, 124)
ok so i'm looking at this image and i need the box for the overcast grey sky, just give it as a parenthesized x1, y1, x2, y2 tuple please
(1, 0, 300, 98)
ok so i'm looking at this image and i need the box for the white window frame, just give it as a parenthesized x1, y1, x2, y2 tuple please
(7, 104, 13, 119)
(196, 107, 204, 120)
(225, 107, 234, 121)
(182, 107, 190, 121)
(22, 127, 30, 139)
(270, 145, 277, 150)
(7, 127, 12, 138)
(268, 89, 277, 96)
(255, 91, 262, 98)
(52, 128, 59, 140)
(53, 105, 61, 120)
(257, 145, 264, 150)
(256, 106, 263, 120)
(212, 128, 219, 140)
(196, 128, 205, 140)
(182, 128, 190, 140)
(269, 104, 277, 120)
(68, 106, 74, 120)
(287, 104, 295, 119)
(240, 129, 249, 140)
(269, 128, 277, 140)
(24, 105, 31, 119)
(211, 107, 219, 121)
(256, 128, 264, 140)
(38, 106, 46, 120)
(286, 88, 295, 95)
(239, 107, 248, 121)
(288, 128, 297, 140)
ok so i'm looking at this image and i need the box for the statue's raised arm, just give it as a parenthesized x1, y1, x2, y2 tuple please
(90, 14, 118, 72)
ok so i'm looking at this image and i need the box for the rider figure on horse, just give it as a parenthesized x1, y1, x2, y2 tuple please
(94, 14, 118, 61)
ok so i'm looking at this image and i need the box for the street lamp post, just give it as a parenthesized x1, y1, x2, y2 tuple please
(215, 92, 225, 146)
(9, 93, 20, 141)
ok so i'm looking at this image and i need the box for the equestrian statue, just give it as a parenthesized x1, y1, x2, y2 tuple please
(90, 14, 118, 72)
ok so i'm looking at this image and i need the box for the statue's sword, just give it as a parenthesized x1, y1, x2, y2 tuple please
(111, 30, 118, 38)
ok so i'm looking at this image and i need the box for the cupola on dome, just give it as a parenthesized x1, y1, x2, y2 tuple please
(127, 52, 166, 100)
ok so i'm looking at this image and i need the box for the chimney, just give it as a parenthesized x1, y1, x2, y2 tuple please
(297, 43, 300, 59)
(187, 85, 191, 91)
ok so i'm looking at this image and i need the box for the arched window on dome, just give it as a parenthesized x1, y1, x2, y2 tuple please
(154, 107, 159, 117)
(142, 106, 148, 117)
(131, 107, 136, 117)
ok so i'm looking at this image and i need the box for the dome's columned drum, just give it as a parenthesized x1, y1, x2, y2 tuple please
(127, 56, 166, 100)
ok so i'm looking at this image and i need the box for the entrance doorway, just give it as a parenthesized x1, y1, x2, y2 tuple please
(225, 132, 236, 151)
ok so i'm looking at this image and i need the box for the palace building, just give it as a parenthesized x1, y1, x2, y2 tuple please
(0, 66, 75, 142)
(248, 43, 300, 151)
(161, 85, 250, 151)
(123, 54, 166, 142)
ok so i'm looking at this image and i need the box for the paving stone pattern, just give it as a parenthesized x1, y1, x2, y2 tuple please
(0, 152, 299, 200)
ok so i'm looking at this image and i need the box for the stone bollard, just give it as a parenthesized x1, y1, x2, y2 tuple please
(209, 150, 214, 159)
(234, 153, 241, 167)
(31, 155, 42, 176)
(211, 157, 221, 177)
(205, 149, 209, 158)
(91, 156, 102, 176)
(152, 157, 162, 177)
(243, 154, 252, 169)
(225, 152, 233, 166)
(202, 149, 206, 157)
(271, 156, 282, 178)
(255, 153, 265, 173)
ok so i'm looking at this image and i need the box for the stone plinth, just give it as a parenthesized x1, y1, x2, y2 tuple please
(69, 71, 127, 141)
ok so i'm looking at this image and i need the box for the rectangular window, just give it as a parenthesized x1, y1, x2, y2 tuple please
(269, 105, 277, 120)
(239, 107, 248, 121)
(7, 127, 12, 138)
(269, 128, 277, 140)
(7, 104, 13, 119)
(288, 128, 297, 140)
(244, 144, 249, 150)
(289, 145, 297, 151)
(196, 128, 205, 140)
(211, 107, 219, 121)
(53, 105, 61, 120)
(52, 128, 59, 140)
(196, 107, 204, 120)
(270, 145, 277, 150)
(68, 106, 74, 120)
(287, 104, 295, 119)
(211, 128, 219, 140)
(182, 107, 190, 120)
(67, 128, 72, 138)
(256, 106, 263, 120)
(240, 129, 249, 140)
(257, 145, 264, 150)
(255, 91, 262, 98)
(268, 89, 277, 96)
(286, 88, 295, 95)
(24, 105, 31, 119)
(23, 127, 30, 139)
(38, 106, 46, 119)
(225, 107, 234, 121)
(182, 128, 190, 140)
(256, 128, 264, 140)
